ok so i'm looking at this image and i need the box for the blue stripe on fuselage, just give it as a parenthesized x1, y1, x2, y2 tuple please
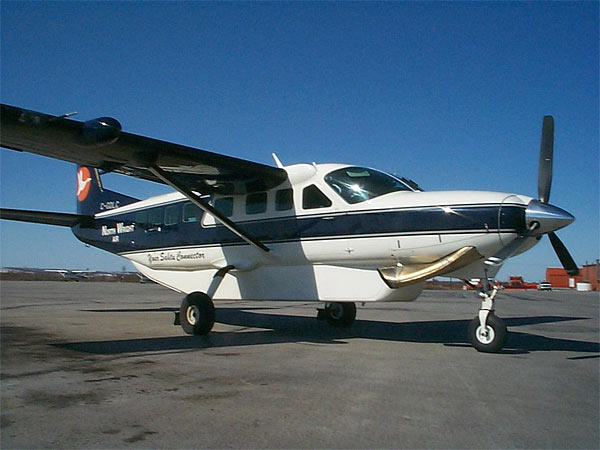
(72, 202, 527, 254)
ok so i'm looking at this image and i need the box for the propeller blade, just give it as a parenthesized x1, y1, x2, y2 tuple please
(548, 231, 579, 275)
(538, 115, 554, 204)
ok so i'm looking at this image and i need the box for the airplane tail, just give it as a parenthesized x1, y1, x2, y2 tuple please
(76, 166, 139, 215)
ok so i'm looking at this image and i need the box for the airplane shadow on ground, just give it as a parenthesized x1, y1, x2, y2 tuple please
(53, 307, 600, 357)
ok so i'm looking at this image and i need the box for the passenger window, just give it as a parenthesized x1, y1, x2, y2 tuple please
(182, 202, 202, 223)
(214, 197, 234, 217)
(302, 185, 332, 209)
(246, 192, 267, 215)
(148, 208, 163, 226)
(275, 189, 294, 211)
(134, 211, 147, 228)
(164, 205, 179, 226)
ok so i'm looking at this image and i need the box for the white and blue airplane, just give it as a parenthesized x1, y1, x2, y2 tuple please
(0, 104, 578, 352)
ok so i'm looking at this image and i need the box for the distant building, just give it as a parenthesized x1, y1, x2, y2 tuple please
(546, 260, 600, 291)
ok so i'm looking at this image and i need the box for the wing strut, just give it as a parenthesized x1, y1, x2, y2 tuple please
(148, 165, 270, 253)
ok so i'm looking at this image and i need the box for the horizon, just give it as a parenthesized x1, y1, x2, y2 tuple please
(3, 264, 598, 284)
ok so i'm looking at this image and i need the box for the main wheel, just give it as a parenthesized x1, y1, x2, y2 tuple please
(179, 292, 215, 335)
(468, 313, 507, 353)
(326, 302, 356, 327)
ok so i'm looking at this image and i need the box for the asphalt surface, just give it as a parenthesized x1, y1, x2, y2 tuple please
(1, 281, 598, 449)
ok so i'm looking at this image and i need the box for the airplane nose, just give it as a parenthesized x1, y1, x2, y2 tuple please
(525, 199, 575, 235)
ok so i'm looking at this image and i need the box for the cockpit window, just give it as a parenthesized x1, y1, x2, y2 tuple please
(324, 167, 413, 204)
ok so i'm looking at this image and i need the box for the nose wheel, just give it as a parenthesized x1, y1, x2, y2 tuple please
(468, 312, 507, 352)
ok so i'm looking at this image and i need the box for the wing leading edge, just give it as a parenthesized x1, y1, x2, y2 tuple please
(0, 104, 288, 195)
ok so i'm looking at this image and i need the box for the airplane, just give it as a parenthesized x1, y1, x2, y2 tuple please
(0, 103, 579, 352)
(54, 269, 93, 282)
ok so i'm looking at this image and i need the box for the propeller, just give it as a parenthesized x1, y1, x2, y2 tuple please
(534, 116, 579, 275)
(488, 116, 579, 275)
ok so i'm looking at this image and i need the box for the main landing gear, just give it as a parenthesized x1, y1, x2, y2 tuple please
(467, 278, 508, 352)
(176, 266, 234, 336)
(317, 302, 357, 327)
(179, 292, 215, 335)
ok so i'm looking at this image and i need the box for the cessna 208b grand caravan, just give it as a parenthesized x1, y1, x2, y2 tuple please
(0, 104, 578, 352)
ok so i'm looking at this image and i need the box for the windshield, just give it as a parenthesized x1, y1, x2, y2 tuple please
(324, 167, 413, 204)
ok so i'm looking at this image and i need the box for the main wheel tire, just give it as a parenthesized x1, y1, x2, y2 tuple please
(468, 313, 507, 353)
(179, 292, 215, 335)
(326, 302, 356, 327)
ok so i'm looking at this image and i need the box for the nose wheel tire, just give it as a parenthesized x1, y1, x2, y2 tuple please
(468, 313, 507, 353)
(325, 302, 356, 327)
(180, 292, 215, 335)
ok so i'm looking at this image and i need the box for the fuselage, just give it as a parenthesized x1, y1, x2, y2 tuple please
(72, 163, 536, 301)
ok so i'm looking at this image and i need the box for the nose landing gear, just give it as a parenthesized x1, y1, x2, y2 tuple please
(467, 278, 507, 352)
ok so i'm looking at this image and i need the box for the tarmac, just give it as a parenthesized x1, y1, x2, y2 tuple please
(1, 281, 598, 449)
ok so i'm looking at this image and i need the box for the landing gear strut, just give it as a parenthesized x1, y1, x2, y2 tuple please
(467, 277, 507, 352)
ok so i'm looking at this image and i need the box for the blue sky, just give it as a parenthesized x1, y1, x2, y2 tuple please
(1, 2, 598, 281)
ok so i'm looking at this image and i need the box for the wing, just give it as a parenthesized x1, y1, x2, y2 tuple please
(0, 104, 288, 195)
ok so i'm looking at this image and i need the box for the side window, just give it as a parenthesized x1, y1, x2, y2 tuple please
(275, 188, 294, 211)
(246, 192, 267, 215)
(214, 197, 234, 217)
(164, 205, 179, 226)
(134, 211, 147, 229)
(182, 202, 202, 223)
(302, 185, 332, 209)
(148, 208, 163, 227)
